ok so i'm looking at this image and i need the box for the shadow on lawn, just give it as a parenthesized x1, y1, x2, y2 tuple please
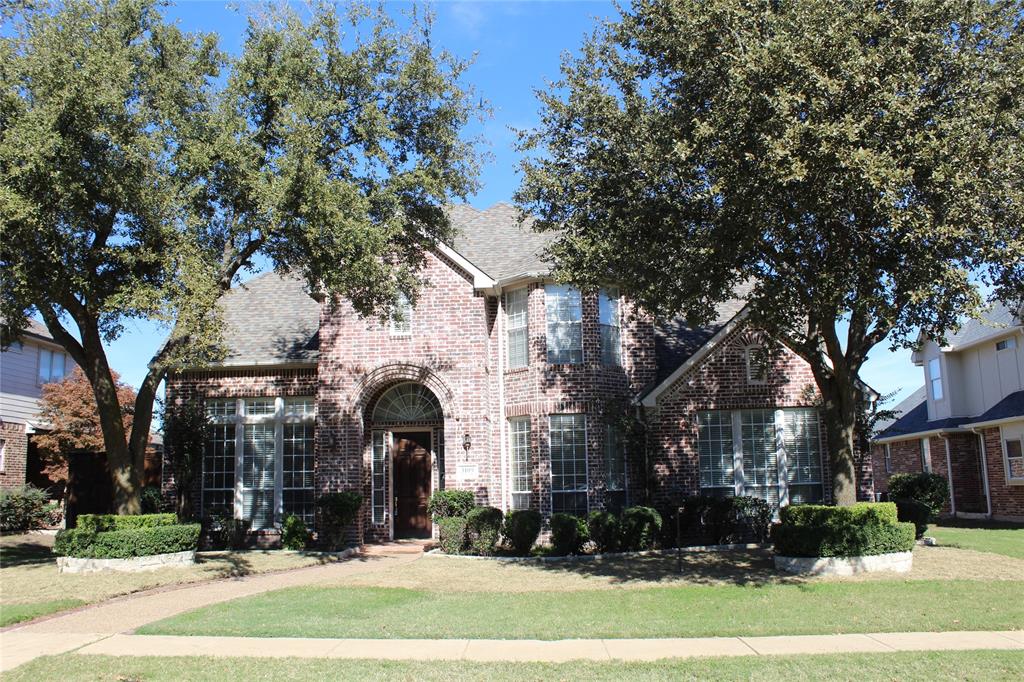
(527, 549, 805, 587)
(0, 537, 55, 568)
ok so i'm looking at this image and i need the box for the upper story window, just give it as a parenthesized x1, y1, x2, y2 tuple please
(545, 285, 582, 364)
(390, 293, 412, 336)
(928, 357, 943, 401)
(599, 288, 622, 366)
(996, 337, 1017, 352)
(745, 345, 769, 383)
(38, 347, 67, 384)
(506, 288, 529, 369)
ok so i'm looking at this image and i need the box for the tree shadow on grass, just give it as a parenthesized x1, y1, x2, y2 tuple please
(523, 549, 808, 588)
(0, 536, 55, 568)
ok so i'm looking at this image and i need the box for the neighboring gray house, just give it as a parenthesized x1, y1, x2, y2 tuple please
(0, 319, 75, 490)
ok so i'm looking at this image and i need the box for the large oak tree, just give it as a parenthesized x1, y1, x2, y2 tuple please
(517, 0, 1023, 504)
(1, 0, 482, 512)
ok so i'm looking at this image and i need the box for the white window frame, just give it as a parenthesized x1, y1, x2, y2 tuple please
(996, 337, 1017, 352)
(884, 443, 893, 474)
(928, 357, 943, 401)
(389, 293, 413, 336)
(921, 437, 933, 473)
(1000, 424, 1024, 485)
(371, 430, 389, 523)
(545, 285, 583, 365)
(508, 417, 532, 510)
(505, 288, 529, 369)
(0, 438, 6, 473)
(744, 345, 769, 384)
(37, 347, 67, 384)
(549, 413, 588, 515)
(599, 287, 622, 366)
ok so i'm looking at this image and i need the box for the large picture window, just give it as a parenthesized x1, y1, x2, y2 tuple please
(506, 288, 529, 369)
(38, 347, 67, 384)
(202, 397, 316, 530)
(549, 414, 587, 515)
(697, 408, 824, 510)
(509, 417, 532, 510)
(545, 285, 583, 364)
(599, 288, 621, 366)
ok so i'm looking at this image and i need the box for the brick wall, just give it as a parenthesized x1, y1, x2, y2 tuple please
(873, 432, 988, 516)
(982, 425, 1024, 520)
(0, 421, 28, 489)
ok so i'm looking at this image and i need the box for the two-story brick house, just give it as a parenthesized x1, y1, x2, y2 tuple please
(1, 319, 75, 491)
(165, 203, 870, 543)
(872, 303, 1024, 521)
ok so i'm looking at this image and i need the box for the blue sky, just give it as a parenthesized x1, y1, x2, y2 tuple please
(95, 1, 922, 408)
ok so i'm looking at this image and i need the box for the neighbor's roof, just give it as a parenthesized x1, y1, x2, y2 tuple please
(873, 387, 928, 437)
(960, 390, 1024, 428)
(22, 318, 54, 341)
(217, 272, 320, 366)
(942, 302, 1022, 350)
(449, 203, 554, 281)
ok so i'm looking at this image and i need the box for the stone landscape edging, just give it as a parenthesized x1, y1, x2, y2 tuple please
(424, 543, 768, 562)
(774, 551, 913, 576)
(56, 550, 197, 574)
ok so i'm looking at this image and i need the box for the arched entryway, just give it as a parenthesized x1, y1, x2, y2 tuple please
(369, 382, 444, 539)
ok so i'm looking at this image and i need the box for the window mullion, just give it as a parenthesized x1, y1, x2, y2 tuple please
(233, 399, 244, 520)
(731, 410, 744, 496)
(275, 397, 284, 528)
(775, 409, 788, 508)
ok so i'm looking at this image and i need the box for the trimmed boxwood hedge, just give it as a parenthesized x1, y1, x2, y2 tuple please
(779, 502, 898, 528)
(75, 513, 178, 533)
(54, 523, 201, 559)
(772, 521, 915, 558)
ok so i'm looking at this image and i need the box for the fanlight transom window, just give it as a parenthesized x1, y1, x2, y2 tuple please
(372, 383, 443, 423)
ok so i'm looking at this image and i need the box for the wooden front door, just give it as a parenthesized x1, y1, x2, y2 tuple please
(392, 431, 432, 538)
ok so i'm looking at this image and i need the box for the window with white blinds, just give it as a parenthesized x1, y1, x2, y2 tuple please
(506, 288, 529, 369)
(545, 285, 583, 364)
(599, 288, 622, 366)
(509, 417, 532, 510)
(549, 414, 588, 515)
(371, 430, 388, 524)
(697, 408, 824, 510)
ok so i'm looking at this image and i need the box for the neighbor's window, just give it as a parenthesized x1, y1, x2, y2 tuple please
(506, 288, 529, 369)
(604, 424, 626, 512)
(390, 293, 413, 336)
(928, 357, 943, 400)
(1003, 427, 1024, 482)
(509, 417, 532, 510)
(745, 345, 769, 383)
(920, 438, 933, 473)
(599, 288, 622, 366)
(38, 347, 67, 383)
(549, 414, 588, 514)
(996, 337, 1017, 352)
(0, 438, 6, 472)
(884, 444, 893, 474)
(545, 285, 583, 364)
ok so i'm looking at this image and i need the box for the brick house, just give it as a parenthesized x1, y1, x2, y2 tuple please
(872, 303, 1024, 521)
(165, 203, 872, 543)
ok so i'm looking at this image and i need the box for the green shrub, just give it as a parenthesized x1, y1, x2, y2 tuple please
(76, 513, 178, 533)
(728, 496, 772, 543)
(202, 514, 251, 550)
(466, 506, 503, 556)
(888, 473, 949, 519)
(427, 490, 475, 520)
(779, 502, 898, 528)
(438, 516, 469, 554)
(675, 495, 771, 546)
(894, 498, 931, 539)
(587, 510, 621, 553)
(501, 509, 542, 556)
(550, 512, 589, 555)
(141, 485, 167, 514)
(281, 514, 310, 550)
(0, 485, 50, 532)
(772, 521, 915, 558)
(619, 506, 662, 551)
(317, 492, 362, 550)
(53, 523, 201, 559)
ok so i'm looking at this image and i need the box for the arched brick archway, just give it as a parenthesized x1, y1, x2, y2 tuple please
(353, 362, 458, 422)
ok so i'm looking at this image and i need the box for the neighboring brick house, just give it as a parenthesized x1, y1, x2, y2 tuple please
(0, 319, 75, 491)
(872, 304, 1024, 521)
(165, 203, 871, 543)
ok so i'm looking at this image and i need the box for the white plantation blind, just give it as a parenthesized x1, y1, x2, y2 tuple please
(741, 410, 780, 508)
(545, 285, 583, 364)
(242, 423, 276, 530)
(509, 417, 531, 510)
(697, 411, 734, 492)
(783, 409, 824, 504)
(549, 414, 587, 514)
(506, 288, 529, 369)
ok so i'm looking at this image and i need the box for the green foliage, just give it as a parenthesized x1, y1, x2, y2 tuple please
(427, 490, 475, 521)
(501, 510, 542, 556)
(53, 523, 201, 559)
(140, 486, 167, 514)
(587, 510, 621, 553)
(466, 506, 504, 556)
(677, 496, 774, 546)
(438, 516, 469, 555)
(75, 513, 178, 533)
(772, 521, 916, 558)
(516, 0, 1024, 505)
(780, 502, 898, 528)
(0, 485, 50, 532)
(550, 513, 589, 556)
(281, 514, 310, 551)
(619, 506, 662, 551)
(888, 473, 950, 519)
(161, 399, 209, 520)
(894, 498, 931, 539)
(317, 492, 362, 550)
(203, 514, 251, 551)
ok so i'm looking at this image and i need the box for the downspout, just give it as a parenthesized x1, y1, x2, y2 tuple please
(971, 428, 993, 518)
(497, 288, 509, 512)
(939, 433, 956, 517)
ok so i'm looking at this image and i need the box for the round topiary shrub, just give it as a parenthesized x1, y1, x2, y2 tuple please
(427, 489, 475, 521)
(620, 506, 662, 551)
(466, 506, 503, 556)
(438, 516, 469, 554)
(587, 510, 621, 553)
(502, 509, 542, 556)
(281, 513, 310, 550)
(0, 485, 50, 532)
(888, 472, 949, 519)
(550, 513, 589, 556)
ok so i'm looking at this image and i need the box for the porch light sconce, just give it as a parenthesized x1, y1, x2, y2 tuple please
(462, 433, 472, 454)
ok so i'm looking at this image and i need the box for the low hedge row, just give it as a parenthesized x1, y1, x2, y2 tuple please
(773, 502, 914, 558)
(663, 496, 772, 547)
(76, 513, 178, 533)
(779, 502, 898, 528)
(54, 523, 201, 559)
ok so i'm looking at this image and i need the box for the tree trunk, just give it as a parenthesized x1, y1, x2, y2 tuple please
(816, 375, 861, 506)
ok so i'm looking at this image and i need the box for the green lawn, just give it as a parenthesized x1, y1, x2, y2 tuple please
(141, 580, 1024, 640)
(0, 599, 85, 627)
(8, 651, 1024, 681)
(928, 524, 1024, 559)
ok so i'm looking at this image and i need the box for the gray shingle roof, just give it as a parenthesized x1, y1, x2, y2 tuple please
(962, 390, 1024, 426)
(217, 272, 320, 366)
(23, 318, 53, 340)
(449, 202, 555, 281)
(944, 302, 1022, 349)
(873, 386, 927, 436)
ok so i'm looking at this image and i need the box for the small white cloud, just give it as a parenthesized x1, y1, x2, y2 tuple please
(449, 2, 488, 38)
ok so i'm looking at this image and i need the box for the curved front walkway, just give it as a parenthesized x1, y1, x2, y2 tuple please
(1, 544, 423, 672)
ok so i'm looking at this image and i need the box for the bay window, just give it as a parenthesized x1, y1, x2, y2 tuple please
(545, 285, 582, 364)
(549, 414, 587, 514)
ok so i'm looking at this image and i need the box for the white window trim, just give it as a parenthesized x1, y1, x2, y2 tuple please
(508, 417, 532, 509)
(389, 294, 413, 337)
(0, 438, 6, 473)
(505, 287, 530, 369)
(744, 345, 768, 384)
(545, 284, 584, 365)
(928, 357, 944, 401)
(599, 287, 622, 367)
(921, 437, 933, 473)
(884, 443, 893, 474)
(999, 425, 1024, 486)
(549, 413, 589, 515)
(996, 337, 1017, 352)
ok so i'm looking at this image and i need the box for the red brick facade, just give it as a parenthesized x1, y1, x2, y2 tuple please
(981, 426, 1024, 519)
(0, 421, 28, 490)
